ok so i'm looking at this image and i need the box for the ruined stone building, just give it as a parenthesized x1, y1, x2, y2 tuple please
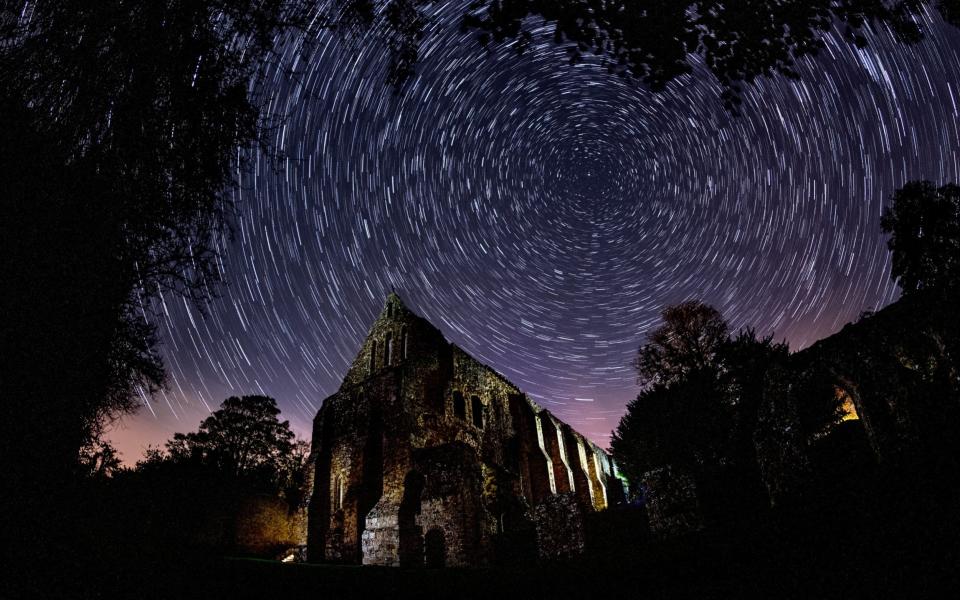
(753, 289, 960, 506)
(307, 293, 628, 567)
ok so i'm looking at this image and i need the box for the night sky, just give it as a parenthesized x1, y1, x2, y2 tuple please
(108, 1, 960, 461)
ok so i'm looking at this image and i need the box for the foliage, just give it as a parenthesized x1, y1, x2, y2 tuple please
(77, 439, 124, 479)
(317, 0, 434, 89)
(460, 0, 944, 108)
(753, 365, 814, 504)
(717, 329, 791, 505)
(317, 2, 960, 109)
(794, 369, 848, 435)
(76, 396, 313, 561)
(938, 0, 960, 25)
(165, 395, 299, 488)
(719, 331, 790, 450)
(616, 301, 728, 494)
(3, 0, 308, 307)
(279, 438, 313, 504)
(0, 0, 310, 485)
(611, 373, 730, 489)
(881, 180, 960, 295)
(615, 305, 791, 511)
(720, 329, 790, 419)
(634, 300, 729, 387)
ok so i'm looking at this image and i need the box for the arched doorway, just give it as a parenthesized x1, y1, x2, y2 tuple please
(424, 528, 446, 568)
(398, 470, 425, 567)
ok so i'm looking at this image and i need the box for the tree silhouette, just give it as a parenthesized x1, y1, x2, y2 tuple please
(720, 330, 790, 433)
(717, 329, 790, 510)
(611, 372, 730, 492)
(881, 180, 960, 295)
(77, 439, 124, 480)
(0, 1, 313, 496)
(615, 301, 730, 502)
(66, 398, 310, 571)
(293, 2, 960, 107)
(166, 395, 297, 485)
(461, 0, 943, 108)
(615, 305, 790, 515)
(634, 300, 729, 387)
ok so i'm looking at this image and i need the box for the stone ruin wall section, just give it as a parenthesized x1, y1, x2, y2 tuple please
(307, 294, 627, 566)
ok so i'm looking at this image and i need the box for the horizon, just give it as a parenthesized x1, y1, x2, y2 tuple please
(106, 286, 896, 466)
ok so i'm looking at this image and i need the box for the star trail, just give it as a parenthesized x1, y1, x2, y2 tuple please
(109, 1, 960, 460)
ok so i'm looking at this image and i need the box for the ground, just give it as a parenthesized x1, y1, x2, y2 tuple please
(41, 467, 959, 600)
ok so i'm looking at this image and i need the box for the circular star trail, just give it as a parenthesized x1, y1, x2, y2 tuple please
(109, 1, 960, 458)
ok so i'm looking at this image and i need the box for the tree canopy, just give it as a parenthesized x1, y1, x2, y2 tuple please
(881, 180, 960, 295)
(634, 300, 729, 387)
(614, 304, 793, 512)
(0, 0, 311, 486)
(77, 439, 124, 480)
(461, 0, 953, 108)
(166, 395, 301, 486)
(310, 1, 960, 108)
(616, 301, 731, 487)
(612, 371, 731, 486)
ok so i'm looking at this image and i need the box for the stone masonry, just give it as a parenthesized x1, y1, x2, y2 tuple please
(307, 293, 628, 567)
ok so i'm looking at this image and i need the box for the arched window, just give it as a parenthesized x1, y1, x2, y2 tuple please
(385, 332, 393, 366)
(387, 303, 394, 318)
(471, 395, 484, 428)
(401, 328, 409, 360)
(369, 340, 377, 374)
(453, 391, 465, 419)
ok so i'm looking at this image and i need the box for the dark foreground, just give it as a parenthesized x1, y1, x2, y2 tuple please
(18, 460, 959, 600)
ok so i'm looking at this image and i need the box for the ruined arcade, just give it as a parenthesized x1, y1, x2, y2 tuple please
(307, 293, 628, 567)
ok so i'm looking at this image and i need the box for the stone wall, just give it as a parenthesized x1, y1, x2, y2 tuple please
(532, 493, 586, 561)
(234, 495, 308, 557)
(753, 291, 960, 504)
(307, 293, 627, 566)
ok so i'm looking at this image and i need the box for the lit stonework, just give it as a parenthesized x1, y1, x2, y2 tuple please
(307, 293, 627, 566)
